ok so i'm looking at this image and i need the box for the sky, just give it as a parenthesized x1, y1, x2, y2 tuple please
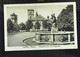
(5, 3, 72, 24)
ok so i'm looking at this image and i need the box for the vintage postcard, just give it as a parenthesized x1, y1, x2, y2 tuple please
(4, 2, 78, 51)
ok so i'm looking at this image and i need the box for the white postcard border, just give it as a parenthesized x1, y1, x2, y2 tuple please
(4, 2, 78, 51)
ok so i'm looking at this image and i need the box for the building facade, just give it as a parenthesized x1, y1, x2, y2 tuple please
(28, 9, 49, 31)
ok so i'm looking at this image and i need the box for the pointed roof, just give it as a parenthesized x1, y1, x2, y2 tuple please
(10, 13, 17, 16)
(31, 14, 48, 21)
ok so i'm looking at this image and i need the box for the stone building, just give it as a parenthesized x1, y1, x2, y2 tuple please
(28, 9, 34, 20)
(28, 9, 49, 31)
(27, 9, 58, 32)
(10, 13, 18, 24)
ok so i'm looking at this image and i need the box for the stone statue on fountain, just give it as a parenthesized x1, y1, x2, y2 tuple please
(51, 13, 58, 33)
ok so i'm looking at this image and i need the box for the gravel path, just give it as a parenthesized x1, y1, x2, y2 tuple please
(8, 32, 35, 46)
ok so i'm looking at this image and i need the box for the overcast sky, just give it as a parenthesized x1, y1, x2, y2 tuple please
(6, 3, 72, 24)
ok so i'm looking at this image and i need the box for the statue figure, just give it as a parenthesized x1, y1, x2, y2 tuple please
(51, 13, 58, 33)
(51, 13, 56, 23)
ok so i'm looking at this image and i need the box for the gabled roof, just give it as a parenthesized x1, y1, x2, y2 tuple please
(31, 14, 48, 21)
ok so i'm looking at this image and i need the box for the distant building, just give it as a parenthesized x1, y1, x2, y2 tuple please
(10, 13, 18, 24)
(28, 9, 49, 31)
(28, 9, 34, 20)
(27, 9, 58, 32)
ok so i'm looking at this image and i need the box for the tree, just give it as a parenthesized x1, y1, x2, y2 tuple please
(13, 23, 20, 31)
(47, 23, 52, 31)
(47, 16, 49, 19)
(19, 22, 26, 30)
(7, 19, 14, 33)
(35, 21, 40, 29)
(42, 21, 47, 29)
(25, 20, 33, 31)
(57, 5, 73, 31)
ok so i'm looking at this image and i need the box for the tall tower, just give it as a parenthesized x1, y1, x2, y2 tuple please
(10, 13, 17, 24)
(28, 9, 34, 19)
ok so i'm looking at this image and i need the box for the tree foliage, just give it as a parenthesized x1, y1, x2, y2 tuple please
(47, 23, 52, 31)
(25, 20, 33, 31)
(57, 5, 73, 31)
(7, 19, 20, 33)
(42, 21, 47, 29)
(19, 22, 26, 30)
(13, 23, 20, 31)
(7, 19, 14, 33)
(35, 21, 40, 29)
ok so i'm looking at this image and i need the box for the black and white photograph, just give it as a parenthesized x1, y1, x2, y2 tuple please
(4, 2, 77, 51)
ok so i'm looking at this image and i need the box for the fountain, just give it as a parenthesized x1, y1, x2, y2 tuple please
(22, 13, 74, 45)
(34, 14, 74, 44)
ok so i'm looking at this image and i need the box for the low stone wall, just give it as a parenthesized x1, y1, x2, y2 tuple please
(35, 31, 74, 44)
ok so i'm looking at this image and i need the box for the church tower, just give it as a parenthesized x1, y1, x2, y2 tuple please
(28, 9, 34, 19)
